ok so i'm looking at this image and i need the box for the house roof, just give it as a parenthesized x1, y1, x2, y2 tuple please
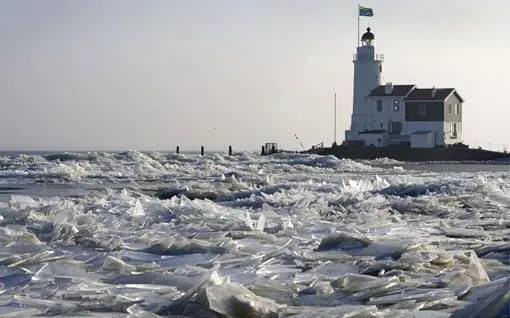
(368, 85, 416, 97)
(405, 88, 464, 102)
(368, 85, 465, 102)
(412, 131, 433, 135)
(359, 130, 386, 134)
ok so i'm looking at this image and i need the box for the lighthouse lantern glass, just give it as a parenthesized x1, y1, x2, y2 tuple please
(362, 39, 374, 47)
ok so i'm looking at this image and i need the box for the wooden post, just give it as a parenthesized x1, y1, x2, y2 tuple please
(201, 146, 204, 156)
(176, 146, 180, 154)
(228, 145, 232, 156)
(261, 145, 265, 155)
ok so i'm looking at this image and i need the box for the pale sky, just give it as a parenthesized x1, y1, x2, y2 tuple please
(1, 0, 509, 151)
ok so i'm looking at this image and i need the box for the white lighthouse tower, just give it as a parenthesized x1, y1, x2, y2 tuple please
(345, 27, 384, 141)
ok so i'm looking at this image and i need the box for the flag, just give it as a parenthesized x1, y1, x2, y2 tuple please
(359, 5, 374, 17)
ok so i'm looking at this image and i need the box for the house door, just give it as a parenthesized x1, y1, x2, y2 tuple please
(389, 122, 402, 135)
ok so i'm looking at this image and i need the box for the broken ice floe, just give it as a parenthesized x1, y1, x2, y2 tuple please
(0, 151, 509, 316)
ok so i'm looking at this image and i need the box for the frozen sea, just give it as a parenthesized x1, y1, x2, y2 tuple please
(0, 150, 508, 317)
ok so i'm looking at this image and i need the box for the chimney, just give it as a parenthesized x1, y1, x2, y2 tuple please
(384, 82, 393, 95)
(431, 86, 437, 98)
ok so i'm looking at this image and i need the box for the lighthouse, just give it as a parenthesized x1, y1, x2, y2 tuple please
(306, 6, 492, 160)
(345, 27, 384, 141)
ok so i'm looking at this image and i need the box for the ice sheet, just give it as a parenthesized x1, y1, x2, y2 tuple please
(0, 151, 508, 316)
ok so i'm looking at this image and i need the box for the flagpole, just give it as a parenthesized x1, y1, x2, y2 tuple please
(357, 5, 360, 47)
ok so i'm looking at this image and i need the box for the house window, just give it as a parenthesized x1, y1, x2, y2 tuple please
(393, 100, 400, 111)
(448, 104, 452, 114)
(455, 104, 460, 114)
(418, 103, 426, 115)
(376, 100, 383, 112)
(451, 123, 457, 138)
(379, 65, 382, 73)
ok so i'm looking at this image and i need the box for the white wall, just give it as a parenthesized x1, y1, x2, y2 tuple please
(411, 132, 434, 148)
(443, 122, 462, 145)
(349, 44, 383, 140)
(359, 132, 389, 147)
(367, 96, 406, 132)
(405, 121, 445, 145)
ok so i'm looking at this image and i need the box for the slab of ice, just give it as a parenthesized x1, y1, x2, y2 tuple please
(157, 253, 218, 268)
(9, 195, 39, 209)
(331, 273, 378, 291)
(368, 289, 456, 305)
(102, 256, 137, 274)
(294, 262, 359, 284)
(126, 304, 161, 318)
(160, 265, 223, 314)
(128, 199, 145, 218)
(21, 261, 88, 288)
(451, 278, 509, 318)
(0, 272, 32, 291)
(0, 306, 43, 317)
(144, 236, 229, 256)
(467, 250, 490, 285)
(256, 212, 266, 232)
(475, 243, 510, 257)
(104, 271, 198, 292)
(316, 232, 373, 251)
(440, 226, 489, 239)
(204, 282, 284, 317)
(287, 304, 379, 317)
(392, 311, 451, 318)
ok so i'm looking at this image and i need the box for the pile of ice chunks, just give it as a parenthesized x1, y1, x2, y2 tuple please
(0, 153, 508, 317)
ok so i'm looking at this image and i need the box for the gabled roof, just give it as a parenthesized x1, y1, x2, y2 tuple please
(368, 85, 465, 102)
(368, 85, 416, 97)
(405, 88, 464, 102)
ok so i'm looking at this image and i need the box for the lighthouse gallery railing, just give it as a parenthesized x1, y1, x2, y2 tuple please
(353, 53, 384, 61)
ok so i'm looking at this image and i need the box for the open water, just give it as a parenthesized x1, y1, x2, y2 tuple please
(0, 151, 508, 317)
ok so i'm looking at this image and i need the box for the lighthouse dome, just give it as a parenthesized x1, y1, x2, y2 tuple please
(361, 27, 375, 41)
(361, 27, 375, 46)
